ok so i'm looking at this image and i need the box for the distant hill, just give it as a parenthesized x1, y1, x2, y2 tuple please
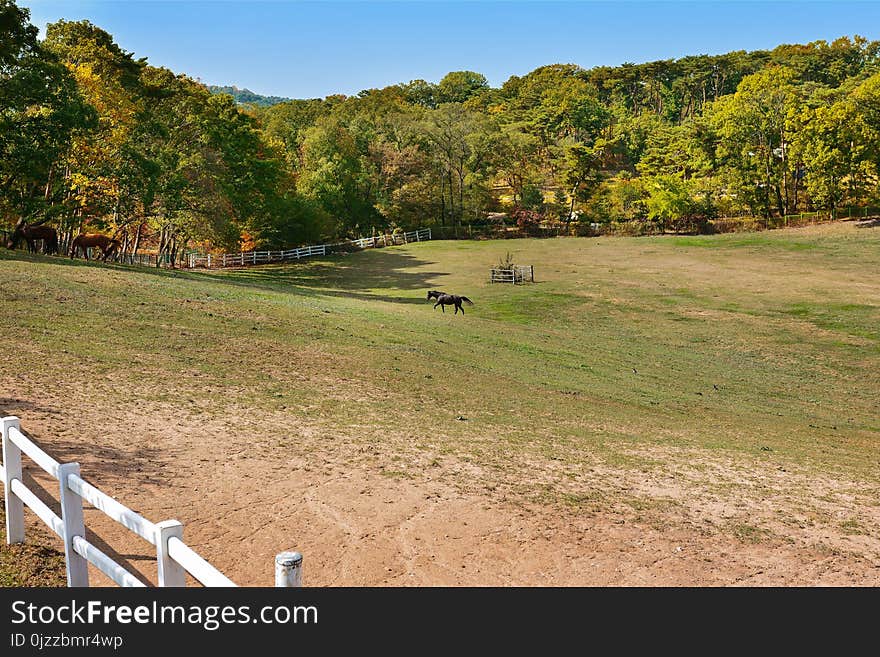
(207, 85, 290, 107)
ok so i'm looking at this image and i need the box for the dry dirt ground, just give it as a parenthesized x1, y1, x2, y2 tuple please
(3, 389, 876, 587)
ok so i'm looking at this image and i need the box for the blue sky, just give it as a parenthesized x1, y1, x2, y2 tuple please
(18, 1, 880, 99)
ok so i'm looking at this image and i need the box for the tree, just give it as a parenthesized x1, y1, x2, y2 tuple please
(258, 98, 332, 171)
(710, 66, 803, 217)
(44, 19, 145, 241)
(799, 71, 880, 213)
(645, 175, 708, 232)
(603, 173, 647, 222)
(489, 123, 540, 205)
(397, 79, 438, 109)
(298, 115, 382, 234)
(559, 143, 602, 222)
(637, 119, 714, 180)
(0, 2, 92, 224)
(436, 71, 488, 104)
(418, 103, 497, 226)
(520, 184, 545, 213)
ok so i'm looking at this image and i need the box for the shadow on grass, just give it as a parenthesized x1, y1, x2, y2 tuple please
(1, 245, 451, 306)
(197, 249, 449, 300)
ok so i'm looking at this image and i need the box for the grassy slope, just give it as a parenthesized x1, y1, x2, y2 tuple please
(200, 223, 880, 476)
(0, 222, 878, 545)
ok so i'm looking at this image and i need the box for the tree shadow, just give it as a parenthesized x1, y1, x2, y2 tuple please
(8, 421, 205, 585)
(191, 248, 451, 304)
(1, 247, 179, 274)
(17, 436, 168, 588)
(7, 423, 170, 492)
(0, 397, 62, 418)
(1, 245, 451, 305)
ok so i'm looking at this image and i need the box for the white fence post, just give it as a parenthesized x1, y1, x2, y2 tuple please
(168, 228, 428, 272)
(156, 520, 186, 587)
(2, 416, 24, 544)
(57, 462, 89, 587)
(275, 551, 303, 587)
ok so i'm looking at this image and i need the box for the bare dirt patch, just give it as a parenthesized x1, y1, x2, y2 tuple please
(3, 384, 876, 587)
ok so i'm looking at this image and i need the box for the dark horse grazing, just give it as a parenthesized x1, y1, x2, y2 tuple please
(427, 290, 474, 315)
(6, 221, 59, 254)
(69, 233, 121, 262)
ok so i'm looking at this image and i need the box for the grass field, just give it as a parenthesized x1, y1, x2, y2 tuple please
(1, 221, 878, 585)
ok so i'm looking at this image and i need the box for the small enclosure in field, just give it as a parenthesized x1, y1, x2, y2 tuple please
(490, 265, 534, 284)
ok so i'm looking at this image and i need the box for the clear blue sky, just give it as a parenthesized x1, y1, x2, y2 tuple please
(18, 1, 880, 99)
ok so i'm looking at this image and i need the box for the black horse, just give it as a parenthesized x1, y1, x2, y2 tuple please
(427, 290, 474, 315)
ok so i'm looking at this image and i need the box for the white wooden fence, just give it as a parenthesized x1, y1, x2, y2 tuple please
(490, 265, 534, 284)
(1, 416, 302, 588)
(188, 228, 432, 269)
(347, 228, 431, 250)
(188, 244, 328, 269)
(117, 252, 181, 268)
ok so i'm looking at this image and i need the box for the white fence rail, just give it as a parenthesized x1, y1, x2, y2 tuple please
(490, 265, 534, 284)
(1, 416, 302, 588)
(188, 228, 432, 269)
(347, 228, 431, 250)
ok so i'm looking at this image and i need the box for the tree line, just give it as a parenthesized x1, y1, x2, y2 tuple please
(1, 0, 315, 261)
(2, 0, 879, 259)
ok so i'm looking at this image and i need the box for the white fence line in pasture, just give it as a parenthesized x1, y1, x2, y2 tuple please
(490, 265, 534, 284)
(117, 252, 181, 268)
(1, 416, 302, 588)
(188, 228, 432, 269)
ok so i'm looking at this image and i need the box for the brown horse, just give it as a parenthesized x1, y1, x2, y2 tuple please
(6, 221, 59, 254)
(69, 233, 121, 262)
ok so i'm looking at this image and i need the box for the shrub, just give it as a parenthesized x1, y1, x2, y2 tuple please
(509, 207, 544, 236)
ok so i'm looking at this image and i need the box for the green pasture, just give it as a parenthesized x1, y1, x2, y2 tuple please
(1, 222, 878, 509)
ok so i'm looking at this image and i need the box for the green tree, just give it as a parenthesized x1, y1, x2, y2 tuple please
(645, 175, 706, 232)
(418, 103, 497, 226)
(436, 71, 488, 104)
(799, 71, 880, 213)
(710, 66, 803, 217)
(0, 2, 92, 224)
(259, 98, 332, 171)
(44, 19, 145, 240)
(299, 115, 381, 234)
(520, 183, 544, 213)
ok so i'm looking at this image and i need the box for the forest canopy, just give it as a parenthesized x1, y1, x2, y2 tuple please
(2, 0, 879, 258)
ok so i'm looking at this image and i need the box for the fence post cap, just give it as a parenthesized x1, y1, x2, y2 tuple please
(156, 519, 184, 530)
(275, 551, 303, 566)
